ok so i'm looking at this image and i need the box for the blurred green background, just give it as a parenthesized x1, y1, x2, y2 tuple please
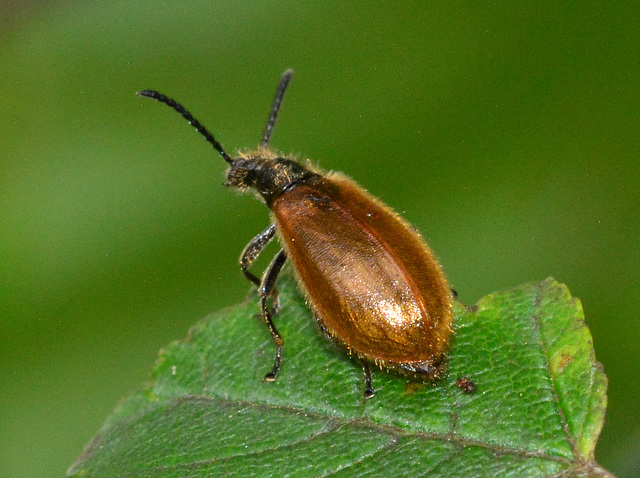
(1, 1, 637, 477)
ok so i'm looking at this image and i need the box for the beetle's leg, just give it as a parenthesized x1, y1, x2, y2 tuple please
(240, 224, 281, 312)
(260, 249, 287, 381)
(240, 224, 277, 286)
(363, 360, 375, 399)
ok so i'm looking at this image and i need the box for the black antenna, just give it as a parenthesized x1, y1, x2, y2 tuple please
(260, 69, 294, 149)
(137, 90, 233, 164)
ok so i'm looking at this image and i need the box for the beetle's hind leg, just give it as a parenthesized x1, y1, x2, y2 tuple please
(240, 224, 281, 312)
(260, 249, 287, 381)
(363, 360, 375, 399)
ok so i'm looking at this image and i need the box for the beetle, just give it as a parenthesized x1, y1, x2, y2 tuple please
(138, 69, 453, 398)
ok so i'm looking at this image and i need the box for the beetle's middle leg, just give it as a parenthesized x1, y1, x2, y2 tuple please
(260, 249, 287, 381)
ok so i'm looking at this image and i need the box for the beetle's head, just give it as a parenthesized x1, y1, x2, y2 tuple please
(225, 153, 319, 206)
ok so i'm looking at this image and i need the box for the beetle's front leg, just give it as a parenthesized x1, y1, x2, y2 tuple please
(240, 224, 282, 313)
(240, 224, 277, 286)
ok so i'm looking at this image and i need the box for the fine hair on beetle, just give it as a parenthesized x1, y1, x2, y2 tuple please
(138, 69, 453, 398)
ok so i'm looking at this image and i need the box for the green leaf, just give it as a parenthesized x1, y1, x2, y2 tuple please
(69, 274, 612, 477)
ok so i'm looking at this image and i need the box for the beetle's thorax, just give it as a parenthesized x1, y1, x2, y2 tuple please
(224, 151, 321, 206)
